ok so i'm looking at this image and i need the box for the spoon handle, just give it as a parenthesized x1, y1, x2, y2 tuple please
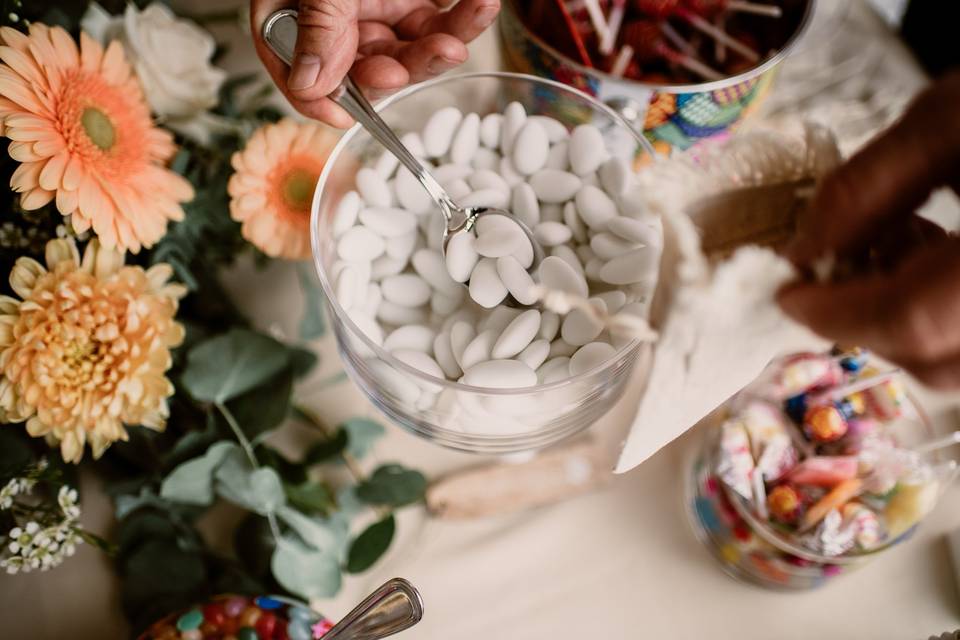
(262, 9, 455, 219)
(323, 578, 424, 640)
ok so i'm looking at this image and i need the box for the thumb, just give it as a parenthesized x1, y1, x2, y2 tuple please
(288, 0, 359, 96)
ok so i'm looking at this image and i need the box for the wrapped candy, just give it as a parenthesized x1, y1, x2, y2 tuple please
(789, 456, 858, 487)
(884, 481, 940, 539)
(841, 502, 883, 550)
(863, 376, 908, 421)
(807, 509, 857, 557)
(717, 420, 755, 501)
(741, 401, 797, 482)
(776, 353, 845, 399)
(800, 478, 863, 532)
(804, 405, 848, 443)
(767, 484, 803, 524)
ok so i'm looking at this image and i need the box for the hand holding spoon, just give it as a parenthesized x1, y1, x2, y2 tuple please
(262, 10, 545, 298)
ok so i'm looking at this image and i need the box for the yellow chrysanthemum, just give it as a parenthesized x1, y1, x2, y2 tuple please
(228, 118, 338, 260)
(0, 24, 194, 253)
(0, 238, 186, 462)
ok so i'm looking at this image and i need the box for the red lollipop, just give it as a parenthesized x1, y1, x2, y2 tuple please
(634, 0, 761, 62)
(622, 20, 722, 80)
(633, 0, 681, 20)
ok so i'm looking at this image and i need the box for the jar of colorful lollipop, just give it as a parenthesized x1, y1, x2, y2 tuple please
(499, 0, 815, 154)
(686, 348, 958, 590)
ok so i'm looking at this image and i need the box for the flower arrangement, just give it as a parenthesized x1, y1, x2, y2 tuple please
(0, 1, 424, 633)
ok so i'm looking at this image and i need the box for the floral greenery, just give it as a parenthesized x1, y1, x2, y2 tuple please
(0, 3, 425, 634)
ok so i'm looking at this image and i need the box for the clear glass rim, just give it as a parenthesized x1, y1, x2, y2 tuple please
(310, 71, 655, 397)
(500, 0, 818, 93)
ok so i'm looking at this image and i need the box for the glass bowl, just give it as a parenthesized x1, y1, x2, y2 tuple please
(684, 351, 953, 590)
(310, 72, 656, 455)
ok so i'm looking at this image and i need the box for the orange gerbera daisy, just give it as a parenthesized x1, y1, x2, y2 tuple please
(0, 24, 193, 253)
(228, 118, 338, 260)
(0, 238, 185, 463)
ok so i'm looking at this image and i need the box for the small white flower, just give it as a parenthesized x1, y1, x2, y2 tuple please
(8, 527, 22, 540)
(57, 486, 81, 520)
(24, 522, 38, 535)
(8, 541, 19, 554)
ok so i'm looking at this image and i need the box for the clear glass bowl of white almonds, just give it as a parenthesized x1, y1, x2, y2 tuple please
(312, 72, 661, 454)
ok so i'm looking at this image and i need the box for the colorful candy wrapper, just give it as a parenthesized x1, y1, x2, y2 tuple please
(841, 502, 883, 550)
(858, 435, 919, 495)
(800, 478, 863, 532)
(767, 484, 803, 524)
(804, 405, 848, 443)
(789, 456, 858, 487)
(718, 420, 756, 502)
(807, 509, 857, 557)
(833, 346, 868, 372)
(776, 353, 845, 399)
(885, 480, 940, 539)
(863, 376, 908, 421)
(741, 401, 797, 482)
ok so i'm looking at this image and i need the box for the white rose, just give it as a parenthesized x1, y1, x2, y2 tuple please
(82, 3, 227, 128)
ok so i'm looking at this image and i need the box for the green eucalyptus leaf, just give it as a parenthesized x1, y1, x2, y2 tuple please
(160, 441, 238, 506)
(346, 515, 396, 574)
(256, 447, 307, 485)
(181, 328, 291, 403)
(335, 486, 366, 519)
(355, 464, 427, 508)
(297, 264, 327, 340)
(303, 430, 348, 466)
(114, 488, 179, 520)
(283, 481, 334, 515)
(289, 347, 318, 378)
(233, 514, 277, 584)
(341, 418, 385, 459)
(276, 506, 340, 552)
(271, 538, 342, 600)
(214, 450, 286, 515)
(226, 368, 293, 438)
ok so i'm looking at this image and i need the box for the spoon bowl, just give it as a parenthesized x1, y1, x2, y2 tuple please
(262, 10, 545, 303)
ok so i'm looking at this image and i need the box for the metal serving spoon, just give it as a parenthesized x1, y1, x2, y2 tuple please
(262, 9, 545, 285)
(322, 577, 423, 640)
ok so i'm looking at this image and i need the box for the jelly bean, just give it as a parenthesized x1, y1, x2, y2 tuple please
(176, 609, 203, 632)
(237, 627, 259, 640)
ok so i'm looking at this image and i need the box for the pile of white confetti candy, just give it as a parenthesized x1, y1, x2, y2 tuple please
(330, 101, 662, 391)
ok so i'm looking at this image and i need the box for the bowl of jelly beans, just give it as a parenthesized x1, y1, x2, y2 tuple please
(500, 0, 815, 154)
(686, 348, 956, 590)
(138, 594, 333, 640)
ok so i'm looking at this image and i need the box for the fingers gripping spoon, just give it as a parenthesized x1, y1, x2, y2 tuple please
(262, 10, 546, 301)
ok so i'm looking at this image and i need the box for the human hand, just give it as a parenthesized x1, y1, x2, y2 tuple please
(251, 0, 501, 128)
(778, 72, 960, 388)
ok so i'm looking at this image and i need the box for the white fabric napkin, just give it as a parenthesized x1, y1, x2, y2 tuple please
(615, 124, 841, 473)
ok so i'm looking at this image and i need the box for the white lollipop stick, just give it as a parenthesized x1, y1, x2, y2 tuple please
(610, 44, 634, 77)
(659, 21, 698, 57)
(600, 0, 627, 55)
(727, 1, 783, 18)
(681, 10, 760, 61)
(715, 14, 727, 63)
(582, 0, 610, 43)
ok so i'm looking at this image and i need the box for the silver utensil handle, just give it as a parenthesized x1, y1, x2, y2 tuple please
(261, 9, 455, 218)
(324, 578, 424, 640)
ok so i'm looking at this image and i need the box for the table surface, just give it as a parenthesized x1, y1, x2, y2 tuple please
(4, 2, 960, 639)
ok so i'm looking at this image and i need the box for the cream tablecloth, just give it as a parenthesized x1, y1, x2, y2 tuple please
(3, 2, 960, 638)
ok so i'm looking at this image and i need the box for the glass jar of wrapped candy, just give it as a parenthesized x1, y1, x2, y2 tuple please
(685, 349, 958, 590)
